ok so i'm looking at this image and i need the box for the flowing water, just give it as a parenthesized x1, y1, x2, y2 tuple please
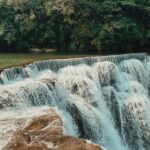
(0, 53, 149, 150)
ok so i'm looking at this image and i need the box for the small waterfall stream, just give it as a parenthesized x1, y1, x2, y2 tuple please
(0, 53, 149, 150)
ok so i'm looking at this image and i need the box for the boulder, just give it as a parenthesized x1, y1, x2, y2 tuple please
(1, 107, 104, 150)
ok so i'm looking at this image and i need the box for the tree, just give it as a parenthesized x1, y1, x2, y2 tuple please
(0, 0, 149, 53)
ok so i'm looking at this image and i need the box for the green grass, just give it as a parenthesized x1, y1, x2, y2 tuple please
(0, 53, 98, 69)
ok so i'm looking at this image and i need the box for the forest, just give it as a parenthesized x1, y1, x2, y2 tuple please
(0, 0, 149, 54)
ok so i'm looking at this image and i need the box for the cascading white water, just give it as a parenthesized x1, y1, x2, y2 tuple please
(0, 53, 149, 150)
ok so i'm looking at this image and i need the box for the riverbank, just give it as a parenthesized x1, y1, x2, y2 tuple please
(0, 53, 98, 70)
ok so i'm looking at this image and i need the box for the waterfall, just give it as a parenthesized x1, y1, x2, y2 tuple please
(0, 53, 146, 84)
(0, 53, 149, 150)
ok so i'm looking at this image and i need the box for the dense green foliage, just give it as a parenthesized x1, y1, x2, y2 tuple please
(0, 0, 149, 54)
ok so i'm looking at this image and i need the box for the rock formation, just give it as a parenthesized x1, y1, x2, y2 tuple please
(1, 107, 103, 150)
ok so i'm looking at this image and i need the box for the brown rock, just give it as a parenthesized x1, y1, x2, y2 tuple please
(40, 78, 56, 86)
(1, 107, 104, 150)
(47, 136, 103, 150)
(28, 140, 48, 150)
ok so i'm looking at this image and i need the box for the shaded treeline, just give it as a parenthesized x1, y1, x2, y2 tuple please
(0, 0, 149, 54)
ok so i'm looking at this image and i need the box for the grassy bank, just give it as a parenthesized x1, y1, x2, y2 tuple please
(0, 53, 98, 69)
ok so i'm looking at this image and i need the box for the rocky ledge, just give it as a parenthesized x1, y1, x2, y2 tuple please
(0, 107, 104, 150)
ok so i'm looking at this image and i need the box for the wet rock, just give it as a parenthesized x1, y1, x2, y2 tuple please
(40, 78, 56, 87)
(1, 107, 103, 150)
(94, 61, 117, 86)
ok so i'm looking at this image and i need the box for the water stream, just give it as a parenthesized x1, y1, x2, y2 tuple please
(0, 53, 149, 150)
